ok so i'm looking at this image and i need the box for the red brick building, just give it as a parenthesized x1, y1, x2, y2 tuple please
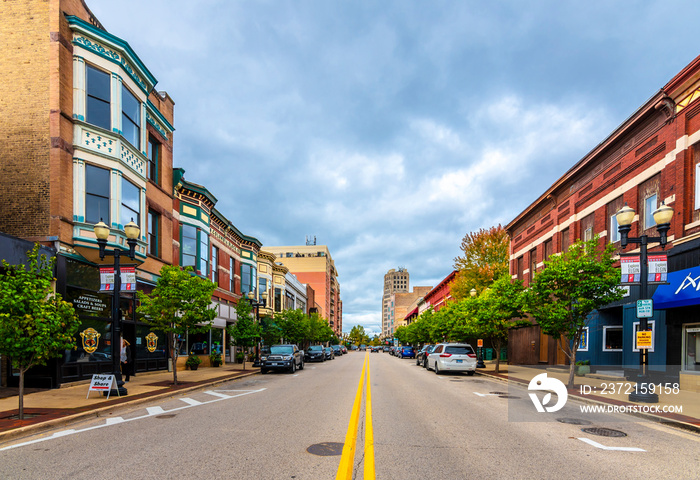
(506, 54, 700, 391)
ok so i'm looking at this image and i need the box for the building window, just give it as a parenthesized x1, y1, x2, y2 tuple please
(561, 228, 570, 252)
(632, 320, 655, 353)
(85, 164, 110, 224)
(274, 287, 282, 313)
(86, 65, 110, 130)
(682, 323, 700, 372)
(259, 277, 268, 296)
(544, 239, 553, 262)
(240, 264, 256, 296)
(516, 256, 524, 281)
(643, 194, 658, 231)
(147, 209, 159, 257)
(181, 224, 197, 268)
(121, 85, 141, 149)
(529, 248, 537, 282)
(211, 246, 218, 284)
(603, 326, 623, 351)
(639, 174, 660, 232)
(285, 291, 295, 310)
(581, 213, 594, 241)
(607, 197, 623, 244)
(229, 257, 235, 293)
(147, 136, 159, 184)
(121, 178, 140, 226)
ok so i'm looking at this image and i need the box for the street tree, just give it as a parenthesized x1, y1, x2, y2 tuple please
(348, 325, 369, 345)
(277, 308, 309, 346)
(137, 265, 216, 385)
(473, 276, 528, 373)
(0, 244, 80, 419)
(525, 237, 623, 387)
(308, 312, 334, 345)
(227, 298, 261, 370)
(451, 225, 509, 300)
(260, 315, 282, 346)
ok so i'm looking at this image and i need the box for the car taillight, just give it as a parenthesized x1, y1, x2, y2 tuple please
(467, 353, 476, 358)
(440, 353, 452, 358)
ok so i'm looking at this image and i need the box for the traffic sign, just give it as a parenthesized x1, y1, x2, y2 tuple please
(636, 331, 653, 349)
(636, 299, 653, 318)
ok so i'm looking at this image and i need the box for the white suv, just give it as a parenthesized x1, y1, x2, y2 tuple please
(427, 343, 477, 375)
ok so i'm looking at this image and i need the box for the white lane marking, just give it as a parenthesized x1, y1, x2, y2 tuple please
(105, 417, 125, 425)
(474, 392, 501, 397)
(577, 438, 646, 452)
(204, 390, 232, 399)
(0, 388, 266, 452)
(147, 406, 165, 415)
(180, 398, 203, 406)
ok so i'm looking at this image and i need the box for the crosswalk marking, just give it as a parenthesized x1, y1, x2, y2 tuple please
(180, 397, 203, 406)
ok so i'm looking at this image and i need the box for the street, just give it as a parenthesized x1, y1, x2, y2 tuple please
(0, 352, 698, 479)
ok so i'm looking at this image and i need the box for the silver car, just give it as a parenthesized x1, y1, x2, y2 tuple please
(427, 343, 477, 375)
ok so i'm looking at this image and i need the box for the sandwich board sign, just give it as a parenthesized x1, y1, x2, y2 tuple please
(87, 374, 119, 399)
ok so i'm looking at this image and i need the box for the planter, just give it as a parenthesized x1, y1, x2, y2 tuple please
(575, 365, 590, 376)
(212, 361, 221, 368)
(188, 364, 199, 371)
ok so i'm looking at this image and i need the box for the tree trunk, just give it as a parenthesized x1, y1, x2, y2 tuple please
(18, 367, 25, 420)
(493, 339, 502, 374)
(171, 334, 178, 386)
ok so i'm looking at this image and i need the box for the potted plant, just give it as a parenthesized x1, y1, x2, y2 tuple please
(575, 359, 590, 376)
(236, 351, 245, 364)
(210, 349, 222, 367)
(185, 353, 202, 371)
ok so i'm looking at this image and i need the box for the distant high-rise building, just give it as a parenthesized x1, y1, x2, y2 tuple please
(382, 268, 409, 337)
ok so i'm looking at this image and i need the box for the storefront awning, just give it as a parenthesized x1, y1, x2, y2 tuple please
(652, 266, 700, 308)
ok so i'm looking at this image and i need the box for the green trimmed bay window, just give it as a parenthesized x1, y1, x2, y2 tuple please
(180, 224, 209, 276)
(240, 263, 257, 296)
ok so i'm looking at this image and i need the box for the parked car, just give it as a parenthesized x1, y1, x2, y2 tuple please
(331, 344, 343, 356)
(382, 346, 391, 352)
(324, 347, 335, 360)
(399, 346, 416, 358)
(260, 344, 304, 374)
(416, 345, 435, 366)
(359, 344, 367, 351)
(426, 343, 477, 375)
(370, 346, 380, 353)
(304, 345, 326, 362)
(342, 345, 348, 354)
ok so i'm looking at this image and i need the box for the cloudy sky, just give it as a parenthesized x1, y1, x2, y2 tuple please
(89, 0, 700, 336)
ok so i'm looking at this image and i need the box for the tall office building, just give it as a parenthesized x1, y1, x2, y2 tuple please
(382, 268, 409, 337)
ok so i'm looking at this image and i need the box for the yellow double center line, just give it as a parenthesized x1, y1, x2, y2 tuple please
(336, 352, 375, 480)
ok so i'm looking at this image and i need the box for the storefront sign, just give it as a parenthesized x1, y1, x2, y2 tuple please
(647, 254, 668, 284)
(86, 374, 118, 399)
(80, 327, 101, 353)
(145, 332, 159, 353)
(636, 331, 653, 349)
(477, 339, 483, 347)
(620, 255, 641, 284)
(653, 267, 700, 309)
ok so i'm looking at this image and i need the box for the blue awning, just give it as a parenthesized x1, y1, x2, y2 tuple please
(652, 266, 700, 308)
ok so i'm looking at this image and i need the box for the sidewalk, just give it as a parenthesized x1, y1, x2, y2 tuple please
(475, 361, 700, 432)
(0, 362, 259, 442)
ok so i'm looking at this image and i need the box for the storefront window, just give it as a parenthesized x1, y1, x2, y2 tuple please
(603, 326, 623, 351)
(135, 324, 166, 359)
(69, 318, 112, 363)
(683, 324, 700, 372)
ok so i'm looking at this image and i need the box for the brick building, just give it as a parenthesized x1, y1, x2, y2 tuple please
(506, 54, 700, 391)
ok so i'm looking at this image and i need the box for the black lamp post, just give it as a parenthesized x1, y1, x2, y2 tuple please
(94, 219, 140, 396)
(247, 291, 267, 367)
(471, 288, 486, 368)
(616, 202, 673, 403)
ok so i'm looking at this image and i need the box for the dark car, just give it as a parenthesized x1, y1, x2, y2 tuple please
(331, 345, 343, 356)
(399, 346, 416, 359)
(324, 347, 334, 360)
(260, 344, 304, 374)
(304, 345, 326, 362)
(416, 345, 435, 367)
(382, 346, 391, 352)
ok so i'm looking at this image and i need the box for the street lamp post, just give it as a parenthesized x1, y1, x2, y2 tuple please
(471, 288, 486, 368)
(94, 219, 140, 397)
(616, 202, 673, 403)
(247, 291, 267, 367)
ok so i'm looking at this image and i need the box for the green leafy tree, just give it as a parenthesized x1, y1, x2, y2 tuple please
(260, 315, 282, 346)
(277, 309, 309, 346)
(348, 325, 369, 345)
(473, 276, 528, 373)
(525, 238, 623, 387)
(227, 299, 261, 370)
(451, 225, 509, 300)
(0, 244, 80, 419)
(137, 265, 217, 385)
(308, 312, 334, 345)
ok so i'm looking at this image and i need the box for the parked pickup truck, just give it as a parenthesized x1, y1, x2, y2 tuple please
(260, 344, 304, 374)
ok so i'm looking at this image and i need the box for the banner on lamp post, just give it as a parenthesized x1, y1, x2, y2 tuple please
(647, 254, 668, 284)
(620, 254, 641, 285)
(99, 267, 115, 292)
(99, 266, 136, 292)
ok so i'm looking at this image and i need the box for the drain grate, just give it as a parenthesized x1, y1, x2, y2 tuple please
(307, 442, 344, 456)
(581, 427, 627, 437)
(557, 418, 592, 425)
(498, 395, 520, 399)
(489, 391, 507, 395)
(155, 414, 177, 419)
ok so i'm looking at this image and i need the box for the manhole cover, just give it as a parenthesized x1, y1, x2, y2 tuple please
(581, 427, 627, 437)
(557, 418, 592, 425)
(307, 442, 344, 456)
(155, 414, 177, 419)
(498, 395, 520, 399)
(489, 391, 507, 395)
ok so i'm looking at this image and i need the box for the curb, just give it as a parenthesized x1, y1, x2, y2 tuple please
(475, 370, 700, 434)
(0, 370, 259, 444)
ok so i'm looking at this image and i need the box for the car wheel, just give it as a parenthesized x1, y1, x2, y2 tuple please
(435, 362, 441, 375)
(466, 370, 475, 376)
(423, 359, 428, 369)
(416, 358, 420, 365)
(260, 368, 267, 374)
(290, 362, 296, 374)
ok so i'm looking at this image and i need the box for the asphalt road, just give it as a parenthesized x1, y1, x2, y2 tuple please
(0, 351, 698, 479)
